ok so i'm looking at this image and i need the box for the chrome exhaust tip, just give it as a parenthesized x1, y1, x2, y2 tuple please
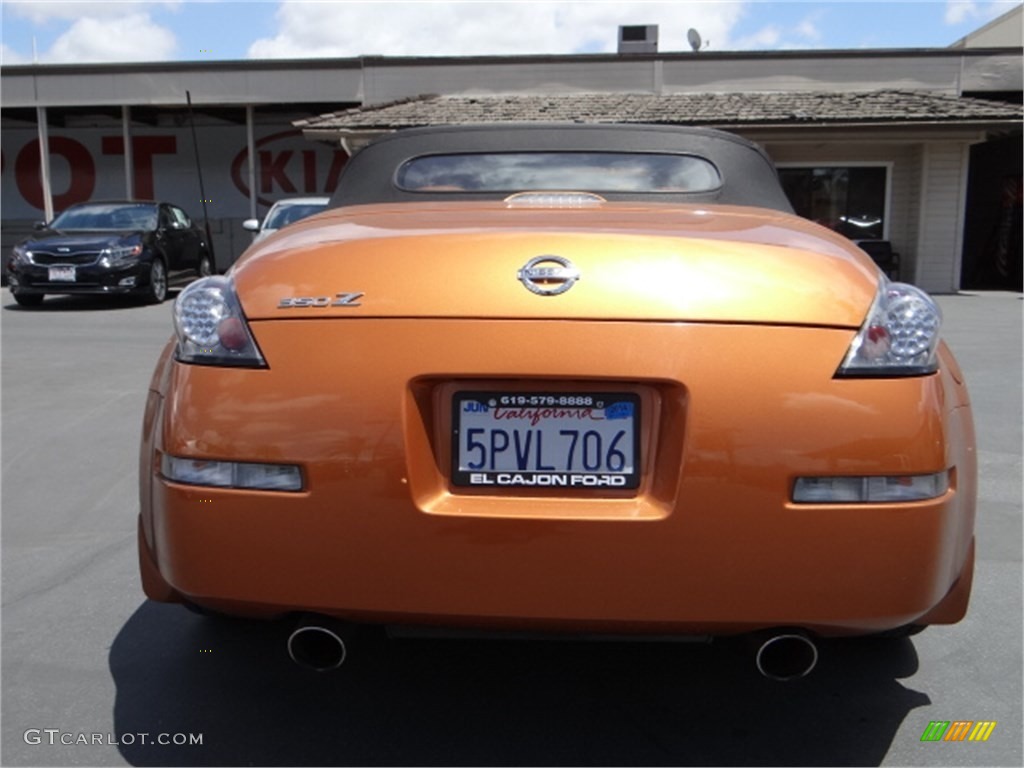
(287, 617, 350, 671)
(755, 632, 819, 681)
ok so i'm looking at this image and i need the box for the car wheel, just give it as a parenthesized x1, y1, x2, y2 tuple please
(12, 292, 44, 308)
(146, 258, 168, 304)
(198, 253, 214, 277)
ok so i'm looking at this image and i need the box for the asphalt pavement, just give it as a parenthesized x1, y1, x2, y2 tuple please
(1, 290, 1021, 767)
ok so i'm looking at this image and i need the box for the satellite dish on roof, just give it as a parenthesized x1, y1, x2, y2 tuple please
(687, 28, 702, 52)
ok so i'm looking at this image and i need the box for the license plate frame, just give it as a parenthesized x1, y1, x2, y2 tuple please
(451, 391, 640, 490)
(48, 266, 76, 282)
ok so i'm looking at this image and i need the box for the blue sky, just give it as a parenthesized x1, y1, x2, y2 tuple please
(0, 1, 1019, 64)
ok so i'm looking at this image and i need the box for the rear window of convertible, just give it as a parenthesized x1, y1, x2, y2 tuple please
(395, 152, 722, 193)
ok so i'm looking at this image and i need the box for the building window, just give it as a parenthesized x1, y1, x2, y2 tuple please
(778, 166, 888, 240)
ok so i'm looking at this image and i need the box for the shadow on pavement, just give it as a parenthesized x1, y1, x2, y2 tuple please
(3, 296, 139, 312)
(110, 601, 929, 766)
(2, 289, 185, 312)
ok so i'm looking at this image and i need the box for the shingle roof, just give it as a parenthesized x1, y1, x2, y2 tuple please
(296, 90, 1023, 131)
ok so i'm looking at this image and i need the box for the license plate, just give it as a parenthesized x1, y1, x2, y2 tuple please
(452, 391, 640, 489)
(48, 266, 76, 282)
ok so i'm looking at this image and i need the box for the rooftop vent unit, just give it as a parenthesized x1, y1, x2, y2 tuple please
(618, 25, 658, 55)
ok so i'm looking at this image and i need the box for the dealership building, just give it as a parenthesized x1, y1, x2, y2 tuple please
(1, 6, 1021, 292)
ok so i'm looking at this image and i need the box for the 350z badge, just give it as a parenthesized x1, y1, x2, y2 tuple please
(278, 292, 363, 308)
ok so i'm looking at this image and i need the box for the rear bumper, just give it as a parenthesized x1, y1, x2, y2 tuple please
(139, 319, 977, 635)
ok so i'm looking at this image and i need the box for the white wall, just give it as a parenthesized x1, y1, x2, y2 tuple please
(915, 142, 973, 293)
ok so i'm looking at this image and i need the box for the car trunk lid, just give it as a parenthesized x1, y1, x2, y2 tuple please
(233, 202, 878, 328)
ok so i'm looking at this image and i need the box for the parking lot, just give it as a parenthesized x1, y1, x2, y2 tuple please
(1, 290, 1021, 767)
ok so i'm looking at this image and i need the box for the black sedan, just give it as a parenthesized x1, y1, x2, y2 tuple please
(7, 201, 213, 307)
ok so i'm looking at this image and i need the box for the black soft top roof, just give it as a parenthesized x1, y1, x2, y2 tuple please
(329, 123, 793, 213)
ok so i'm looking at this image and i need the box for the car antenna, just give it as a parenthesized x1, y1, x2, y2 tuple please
(185, 90, 216, 269)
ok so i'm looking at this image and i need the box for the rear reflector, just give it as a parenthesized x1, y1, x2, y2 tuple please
(793, 471, 949, 503)
(162, 454, 303, 492)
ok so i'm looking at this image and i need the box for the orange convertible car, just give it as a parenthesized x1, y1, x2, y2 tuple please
(139, 125, 976, 677)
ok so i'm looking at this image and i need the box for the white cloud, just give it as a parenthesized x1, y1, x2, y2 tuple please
(726, 8, 828, 52)
(945, 0, 980, 24)
(1, 43, 28, 64)
(45, 13, 178, 62)
(247, 1, 748, 58)
(944, 0, 1014, 26)
(795, 10, 823, 42)
(4, 0, 179, 24)
(733, 24, 781, 49)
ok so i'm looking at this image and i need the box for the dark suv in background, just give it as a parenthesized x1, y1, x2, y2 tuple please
(7, 200, 213, 307)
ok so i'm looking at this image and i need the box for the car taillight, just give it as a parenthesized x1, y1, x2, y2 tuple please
(836, 279, 942, 377)
(173, 276, 266, 367)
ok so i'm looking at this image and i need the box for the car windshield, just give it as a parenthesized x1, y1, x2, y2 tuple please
(396, 152, 722, 193)
(50, 203, 159, 231)
(264, 202, 328, 230)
